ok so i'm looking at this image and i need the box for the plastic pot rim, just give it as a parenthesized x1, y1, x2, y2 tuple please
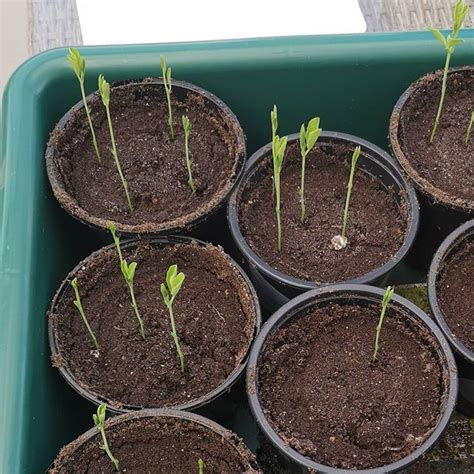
(45, 77, 247, 236)
(227, 131, 420, 291)
(428, 219, 474, 365)
(48, 235, 262, 414)
(246, 283, 458, 474)
(389, 65, 474, 214)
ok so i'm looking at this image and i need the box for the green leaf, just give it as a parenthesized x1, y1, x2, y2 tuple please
(166, 264, 178, 289)
(127, 262, 137, 282)
(429, 28, 447, 47)
(98, 74, 110, 107)
(67, 47, 85, 81)
(299, 124, 306, 155)
(160, 283, 170, 305)
(121, 259, 130, 282)
(171, 272, 185, 296)
(351, 145, 361, 167)
(271, 105, 278, 139)
(182, 114, 190, 133)
(160, 54, 166, 73)
(307, 117, 320, 133)
(382, 286, 394, 307)
(278, 136, 288, 158)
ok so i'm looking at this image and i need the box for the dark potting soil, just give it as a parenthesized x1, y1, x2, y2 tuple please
(50, 414, 259, 473)
(436, 239, 474, 353)
(48, 80, 242, 230)
(50, 242, 257, 408)
(258, 302, 446, 470)
(395, 68, 474, 206)
(239, 140, 408, 282)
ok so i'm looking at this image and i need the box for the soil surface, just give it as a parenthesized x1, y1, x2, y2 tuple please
(48, 80, 242, 230)
(395, 68, 474, 206)
(50, 414, 259, 473)
(436, 239, 474, 353)
(50, 241, 257, 408)
(258, 302, 446, 470)
(239, 140, 408, 282)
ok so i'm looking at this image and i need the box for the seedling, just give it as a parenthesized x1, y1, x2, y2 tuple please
(429, 0, 470, 143)
(66, 48, 102, 164)
(466, 111, 474, 143)
(299, 117, 322, 223)
(182, 115, 196, 193)
(107, 222, 145, 339)
(98, 74, 133, 212)
(160, 264, 186, 373)
(372, 286, 395, 362)
(93, 404, 120, 472)
(198, 459, 204, 474)
(271, 105, 288, 252)
(160, 55, 175, 141)
(70, 277, 100, 351)
(331, 146, 361, 250)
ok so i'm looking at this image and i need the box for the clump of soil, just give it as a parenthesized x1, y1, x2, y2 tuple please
(50, 241, 257, 408)
(436, 239, 474, 353)
(395, 68, 474, 207)
(47, 80, 243, 231)
(50, 413, 259, 473)
(239, 140, 408, 282)
(258, 301, 447, 470)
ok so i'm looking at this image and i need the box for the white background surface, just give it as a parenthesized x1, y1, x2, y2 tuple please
(77, 0, 366, 45)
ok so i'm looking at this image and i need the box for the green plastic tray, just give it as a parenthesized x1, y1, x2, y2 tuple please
(1, 31, 473, 473)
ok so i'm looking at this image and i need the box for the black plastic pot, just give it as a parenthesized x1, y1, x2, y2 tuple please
(247, 284, 458, 473)
(49, 408, 260, 472)
(389, 66, 474, 272)
(46, 78, 246, 240)
(428, 219, 474, 417)
(48, 235, 261, 417)
(228, 131, 420, 314)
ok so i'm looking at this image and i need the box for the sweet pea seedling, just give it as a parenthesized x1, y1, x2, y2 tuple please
(429, 0, 470, 143)
(182, 115, 196, 193)
(160, 55, 175, 141)
(299, 117, 322, 223)
(67, 48, 102, 163)
(372, 286, 395, 362)
(93, 404, 120, 472)
(466, 111, 474, 143)
(98, 74, 133, 212)
(160, 264, 186, 373)
(331, 146, 361, 250)
(108, 222, 145, 339)
(271, 105, 288, 252)
(198, 459, 204, 473)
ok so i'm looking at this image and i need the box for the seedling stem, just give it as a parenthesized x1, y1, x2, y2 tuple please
(160, 264, 186, 373)
(93, 404, 120, 471)
(466, 111, 474, 143)
(372, 286, 395, 362)
(66, 48, 101, 163)
(98, 74, 133, 212)
(160, 55, 175, 140)
(182, 115, 196, 193)
(198, 459, 204, 473)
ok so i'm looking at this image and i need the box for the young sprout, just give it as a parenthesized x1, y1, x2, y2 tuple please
(182, 115, 196, 193)
(160, 55, 175, 141)
(466, 110, 474, 143)
(331, 146, 361, 250)
(93, 404, 120, 472)
(160, 264, 186, 373)
(429, 0, 470, 143)
(198, 459, 204, 474)
(98, 74, 133, 213)
(299, 117, 322, 223)
(107, 222, 145, 339)
(70, 277, 100, 352)
(271, 105, 288, 252)
(67, 48, 102, 163)
(372, 286, 395, 362)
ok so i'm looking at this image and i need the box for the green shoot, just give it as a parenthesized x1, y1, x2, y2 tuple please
(182, 115, 196, 193)
(93, 404, 120, 472)
(160, 264, 186, 373)
(331, 146, 361, 250)
(429, 0, 470, 143)
(270, 106, 288, 253)
(198, 459, 204, 473)
(67, 48, 101, 164)
(98, 74, 133, 213)
(466, 111, 474, 143)
(299, 117, 322, 223)
(372, 286, 395, 362)
(160, 55, 175, 141)
(107, 222, 145, 339)
(70, 277, 100, 352)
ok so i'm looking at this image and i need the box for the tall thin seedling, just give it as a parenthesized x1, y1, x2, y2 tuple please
(182, 115, 196, 193)
(93, 404, 120, 471)
(160, 55, 175, 141)
(372, 286, 395, 362)
(466, 111, 474, 143)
